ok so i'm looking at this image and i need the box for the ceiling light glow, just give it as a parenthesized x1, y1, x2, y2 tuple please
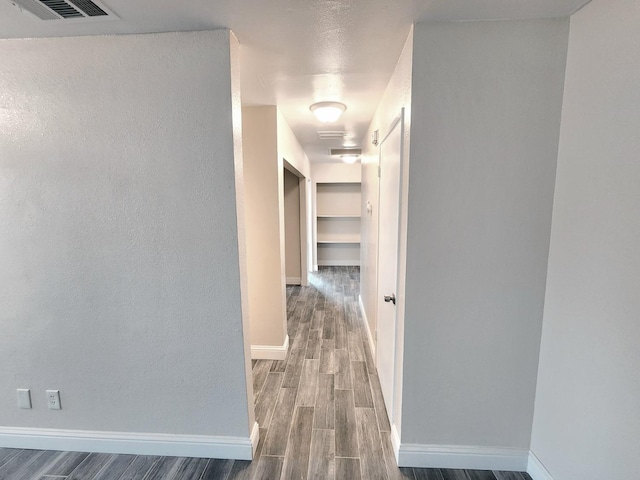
(340, 154, 360, 164)
(310, 102, 346, 123)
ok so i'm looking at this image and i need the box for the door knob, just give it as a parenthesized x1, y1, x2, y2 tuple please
(384, 294, 396, 305)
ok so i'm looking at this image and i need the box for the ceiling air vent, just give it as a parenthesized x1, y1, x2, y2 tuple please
(330, 148, 362, 156)
(8, 0, 116, 21)
(318, 131, 347, 140)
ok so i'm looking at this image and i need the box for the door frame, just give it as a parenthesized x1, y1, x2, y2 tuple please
(375, 109, 405, 440)
(284, 160, 310, 286)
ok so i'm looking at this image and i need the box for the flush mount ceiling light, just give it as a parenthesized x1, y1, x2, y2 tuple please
(330, 147, 361, 164)
(340, 154, 360, 164)
(310, 102, 346, 123)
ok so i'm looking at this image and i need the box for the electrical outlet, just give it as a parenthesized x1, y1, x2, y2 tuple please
(46, 390, 61, 410)
(17, 389, 32, 409)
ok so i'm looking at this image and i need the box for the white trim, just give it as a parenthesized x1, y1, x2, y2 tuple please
(397, 443, 529, 471)
(359, 294, 376, 359)
(286, 277, 301, 285)
(0, 426, 254, 460)
(527, 451, 555, 480)
(317, 260, 360, 267)
(251, 334, 289, 360)
(391, 423, 402, 463)
(249, 422, 260, 458)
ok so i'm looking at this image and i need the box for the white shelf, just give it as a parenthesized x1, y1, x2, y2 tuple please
(317, 240, 360, 244)
(315, 182, 361, 267)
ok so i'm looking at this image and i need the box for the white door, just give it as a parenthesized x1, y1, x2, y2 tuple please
(376, 112, 403, 416)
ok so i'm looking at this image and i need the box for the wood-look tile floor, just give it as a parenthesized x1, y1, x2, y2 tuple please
(0, 267, 533, 480)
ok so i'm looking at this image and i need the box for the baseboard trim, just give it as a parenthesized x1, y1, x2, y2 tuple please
(397, 443, 529, 471)
(358, 294, 376, 359)
(527, 451, 554, 480)
(0, 426, 255, 460)
(249, 422, 260, 458)
(251, 335, 289, 360)
(317, 260, 360, 267)
(286, 277, 301, 285)
(391, 424, 402, 463)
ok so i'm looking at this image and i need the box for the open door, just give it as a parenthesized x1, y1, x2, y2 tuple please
(375, 112, 404, 419)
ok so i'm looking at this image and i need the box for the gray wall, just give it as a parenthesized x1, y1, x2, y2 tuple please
(0, 31, 253, 438)
(401, 19, 569, 448)
(530, 0, 640, 477)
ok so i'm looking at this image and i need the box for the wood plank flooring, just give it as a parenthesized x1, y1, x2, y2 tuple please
(0, 267, 533, 480)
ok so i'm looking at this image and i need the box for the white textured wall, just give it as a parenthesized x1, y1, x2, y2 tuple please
(311, 163, 361, 184)
(277, 110, 312, 284)
(402, 20, 568, 449)
(359, 27, 413, 433)
(0, 31, 253, 438)
(531, 0, 640, 478)
(242, 106, 287, 348)
(277, 110, 311, 180)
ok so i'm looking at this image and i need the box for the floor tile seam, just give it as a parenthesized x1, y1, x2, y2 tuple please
(192, 458, 211, 480)
(0, 449, 22, 469)
(139, 456, 163, 480)
(64, 451, 97, 479)
(6, 449, 46, 478)
(280, 405, 314, 479)
(347, 384, 364, 459)
(256, 371, 285, 424)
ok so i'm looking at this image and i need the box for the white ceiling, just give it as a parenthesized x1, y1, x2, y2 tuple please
(0, 0, 591, 163)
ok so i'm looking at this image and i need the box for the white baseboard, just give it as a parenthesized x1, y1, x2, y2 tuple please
(317, 260, 360, 267)
(391, 424, 402, 463)
(397, 443, 529, 471)
(0, 425, 257, 460)
(251, 334, 289, 360)
(286, 277, 301, 285)
(527, 451, 555, 480)
(249, 421, 260, 458)
(358, 294, 376, 359)
(313, 264, 318, 272)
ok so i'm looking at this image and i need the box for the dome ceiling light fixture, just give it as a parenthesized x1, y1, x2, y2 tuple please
(340, 154, 360, 164)
(310, 102, 346, 123)
(330, 148, 362, 165)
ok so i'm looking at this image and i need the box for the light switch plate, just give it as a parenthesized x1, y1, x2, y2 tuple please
(17, 389, 32, 409)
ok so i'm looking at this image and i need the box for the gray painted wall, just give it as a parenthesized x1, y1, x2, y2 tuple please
(0, 31, 253, 438)
(401, 19, 569, 448)
(531, 0, 640, 477)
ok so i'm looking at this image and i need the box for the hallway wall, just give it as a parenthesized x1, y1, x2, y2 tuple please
(0, 30, 254, 446)
(242, 106, 287, 349)
(401, 19, 569, 461)
(284, 168, 302, 283)
(530, 0, 640, 478)
(243, 106, 310, 354)
(359, 26, 414, 437)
